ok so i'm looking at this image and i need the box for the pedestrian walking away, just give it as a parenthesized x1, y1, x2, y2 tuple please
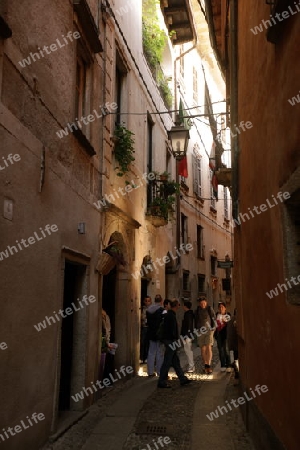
(140, 296, 152, 363)
(181, 301, 195, 372)
(157, 299, 192, 388)
(146, 294, 165, 376)
(162, 298, 171, 314)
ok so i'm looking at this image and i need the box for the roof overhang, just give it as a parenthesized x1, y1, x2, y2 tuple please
(160, 0, 196, 44)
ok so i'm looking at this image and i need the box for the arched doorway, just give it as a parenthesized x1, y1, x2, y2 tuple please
(101, 232, 130, 370)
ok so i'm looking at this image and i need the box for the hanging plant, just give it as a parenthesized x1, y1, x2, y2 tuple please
(161, 179, 180, 197)
(103, 241, 127, 266)
(113, 124, 135, 177)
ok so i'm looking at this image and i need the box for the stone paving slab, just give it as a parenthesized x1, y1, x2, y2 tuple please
(225, 379, 256, 450)
(81, 417, 136, 450)
(193, 424, 235, 449)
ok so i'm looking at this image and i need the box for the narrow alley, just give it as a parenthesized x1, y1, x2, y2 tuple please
(0, 0, 299, 449)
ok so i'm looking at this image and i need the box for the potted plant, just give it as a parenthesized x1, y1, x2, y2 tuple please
(148, 195, 176, 220)
(113, 123, 135, 177)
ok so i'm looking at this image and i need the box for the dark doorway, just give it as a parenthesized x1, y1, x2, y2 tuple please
(102, 266, 117, 342)
(141, 279, 149, 307)
(101, 266, 117, 380)
(59, 260, 86, 411)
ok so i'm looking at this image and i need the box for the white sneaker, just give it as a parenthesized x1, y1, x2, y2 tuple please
(226, 367, 232, 373)
(220, 367, 226, 372)
(187, 367, 195, 373)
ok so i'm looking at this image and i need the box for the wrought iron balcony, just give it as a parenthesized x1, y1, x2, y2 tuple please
(146, 174, 180, 227)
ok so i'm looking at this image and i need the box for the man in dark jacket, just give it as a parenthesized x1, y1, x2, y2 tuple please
(146, 295, 164, 376)
(140, 296, 152, 363)
(181, 301, 195, 372)
(157, 299, 192, 388)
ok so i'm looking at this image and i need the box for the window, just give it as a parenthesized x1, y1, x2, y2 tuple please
(181, 213, 188, 245)
(204, 81, 212, 117)
(179, 45, 185, 79)
(197, 225, 204, 259)
(115, 50, 128, 125)
(198, 274, 206, 294)
(183, 271, 190, 292)
(115, 67, 123, 125)
(146, 115, 154, 207)
(75, 57, 87, 121)
(147, 114, 153, 173)
(224, 187, 229, 219)
(73, 0, 103, 53)
(193, 67, 198, 104)
(266, 0, 295, 44)
(282, 188, 300, 305)
(210, 256, 217, 275)
(73, 42, 96, 155)
(193, 151, 202, 198)
(210, 169, 216, 209)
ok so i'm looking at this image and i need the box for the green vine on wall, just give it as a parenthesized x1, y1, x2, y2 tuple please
(142, 0, 166, 67)
(142, 0, 173, 108)
(114, 124, 135, 177)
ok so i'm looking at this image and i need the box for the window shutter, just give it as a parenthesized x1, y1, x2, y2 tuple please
(193, 154, 198, 194)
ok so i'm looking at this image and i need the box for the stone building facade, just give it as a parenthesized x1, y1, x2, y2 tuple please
(0, 0, 232, 448)
(0, 0, 105, 447)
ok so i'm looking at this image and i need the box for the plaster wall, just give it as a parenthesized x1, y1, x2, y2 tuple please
(0, 0, 103, 447)
(234, 3, 300, 449)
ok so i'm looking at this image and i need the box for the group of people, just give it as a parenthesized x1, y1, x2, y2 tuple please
(140, 295, 238, 388)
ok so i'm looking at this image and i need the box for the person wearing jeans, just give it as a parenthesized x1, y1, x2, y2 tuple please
(157, 299, 192, 388)
(181, 301, 195, 372)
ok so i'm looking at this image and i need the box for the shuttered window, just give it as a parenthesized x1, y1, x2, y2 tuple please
(193, 153, 202, 198)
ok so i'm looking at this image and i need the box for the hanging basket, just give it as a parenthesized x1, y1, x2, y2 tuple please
(96, 252, 116, 275)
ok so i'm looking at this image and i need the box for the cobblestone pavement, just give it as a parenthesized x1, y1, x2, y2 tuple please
(123, 347, 256, 450)
(41, 345, 256, 450)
